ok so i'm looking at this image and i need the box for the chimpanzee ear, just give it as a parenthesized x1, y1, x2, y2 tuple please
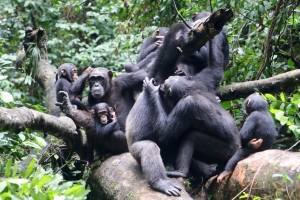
(192, 13, 197, 22)
(61, 68, 66, 76)
(247, 99, 251, 107)
(89, 109, 95, 118)
(154, 30, 160, 36)
(108, 71, 113, 79)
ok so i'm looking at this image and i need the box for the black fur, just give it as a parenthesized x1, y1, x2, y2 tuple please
(217, 93, 276, 181)
(126, 70, 239, 196)
(55, 63, 90, 111)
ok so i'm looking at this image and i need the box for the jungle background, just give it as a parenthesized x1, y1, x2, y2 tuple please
(0, 0, 300, 199)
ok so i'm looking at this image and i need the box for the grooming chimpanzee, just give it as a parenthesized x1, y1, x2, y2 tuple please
(216, 93, 276, 183)
(55, 63, 93, 111)
(124, 27, 169, 73)
(177, 11, 229, 88)
(126, 73, 239, 196)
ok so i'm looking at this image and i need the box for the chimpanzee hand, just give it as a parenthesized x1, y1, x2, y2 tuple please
(84, 66, 93, 74)
(143, 77, 159, 93)
(248, 138, 263, 149)
(174, 69, 186, 76)
(55, 91, 76, 114)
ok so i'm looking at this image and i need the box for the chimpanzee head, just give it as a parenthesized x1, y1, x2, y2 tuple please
(56, 63, 78, 82)
(88, 67, 113, 99)
(243, 93, 268, 114)
(90, 103, 113, 125)
(154, 27, 169, 37)
(159, 76, 193, 105)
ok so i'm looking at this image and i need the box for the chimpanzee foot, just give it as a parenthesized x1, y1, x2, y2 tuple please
(151, 179, 182, 196)
(166, 170, 188, 178)
(216, 170, 232, 183)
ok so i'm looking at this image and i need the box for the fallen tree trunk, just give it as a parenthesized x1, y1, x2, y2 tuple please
(217, 69, 300, 101)
(87, 150, 300, 200)
(206, 149, 300, 200)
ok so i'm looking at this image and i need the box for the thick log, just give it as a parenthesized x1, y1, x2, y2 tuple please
(217, 69, 300, 101)
(181, 8, 233, 57)
(207, 149, 300, 200)
(88, 153, 192, 200)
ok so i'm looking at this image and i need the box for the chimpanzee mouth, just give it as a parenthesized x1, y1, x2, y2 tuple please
(92, 91, 104, 98)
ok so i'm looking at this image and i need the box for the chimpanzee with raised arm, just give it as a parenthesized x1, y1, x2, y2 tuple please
(55, 63, 93, 111)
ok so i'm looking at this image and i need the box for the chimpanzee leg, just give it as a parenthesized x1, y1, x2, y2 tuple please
(167, 130, 236, 178)
(189, 159, 218, 182)
(217, 147, 255, 183)
(129, 140, 181, 196)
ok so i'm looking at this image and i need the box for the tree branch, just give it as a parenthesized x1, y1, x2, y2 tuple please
(0, 107, 78, 140)
(217, 69, 300, 101)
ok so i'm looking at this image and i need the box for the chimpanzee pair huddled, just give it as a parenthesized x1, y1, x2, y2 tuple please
(54, 11, 276, 197)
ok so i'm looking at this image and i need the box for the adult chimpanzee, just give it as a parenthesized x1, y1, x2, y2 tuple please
(55, 63, 93, 111)
(124, 27, 169, 73)
(217, 93, 277, 182)
(177, 11, 229, 87)
(126, 71, 239, 196)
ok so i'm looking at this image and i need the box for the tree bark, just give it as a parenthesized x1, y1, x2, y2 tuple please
(216, 69, 300, 101)
(206, 149, 300, 200)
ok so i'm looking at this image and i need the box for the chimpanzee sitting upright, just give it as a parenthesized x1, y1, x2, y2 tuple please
(91, 102, 120, 137)
(216, 93, 277, 182)
(126, 74, 239, 196)
(55, 63, 93, 111)
(124, 27, 169, 73)
(57, 91, 128, 163)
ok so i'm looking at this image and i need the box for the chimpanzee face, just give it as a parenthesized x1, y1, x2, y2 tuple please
(88, 68, 113, 99)
(98, 109, 108, 125)
(71, 68, 78, 81)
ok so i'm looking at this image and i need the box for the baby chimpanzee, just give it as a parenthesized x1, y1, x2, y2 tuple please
(88, 103, 128, 163)
(217, 93, 277, 182)
(55, 63, 93, 111)
(90, 103, 121, 137)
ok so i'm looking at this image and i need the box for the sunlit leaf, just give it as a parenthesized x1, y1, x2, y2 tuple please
(0, 91, 14, 103)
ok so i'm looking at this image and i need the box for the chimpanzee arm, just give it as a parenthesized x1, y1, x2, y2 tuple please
(239, 113, 258, 147)
(69, 72, 89, 96)
(97, 121, 121, 136)
(56, 91, 95, 128)
(158, 97, 195, 143)
(137, 43, 158, 63)
(116, 69, 149, 90)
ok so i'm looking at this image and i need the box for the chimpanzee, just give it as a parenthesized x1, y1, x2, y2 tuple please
(177, 11, 229, 89)
(55, 63, 93, 111)
(57, 91, 128, 163)
(216, 93, 277, 183)
(91, 102, 121, 137)
(124, 27, 169, 73)
(126, 73, 239, 196)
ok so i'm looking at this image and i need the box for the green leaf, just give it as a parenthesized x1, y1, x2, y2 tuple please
(24, 159, 36, 178)
(34, 136, 47, 147)
(12, 161, 18, 178)
(287, 58, 294, 67)
(279, 92, 285, 102)
(0, 91, 14, 103)
(0, 76, 8, 81)
(5, 158, 12, 177)
(7, 178, 29, 184)
(275, 111, 284, 120)
(265, 94, 277, 101)
(23, 141, 41, 149)
(0, 181, 7, 193)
